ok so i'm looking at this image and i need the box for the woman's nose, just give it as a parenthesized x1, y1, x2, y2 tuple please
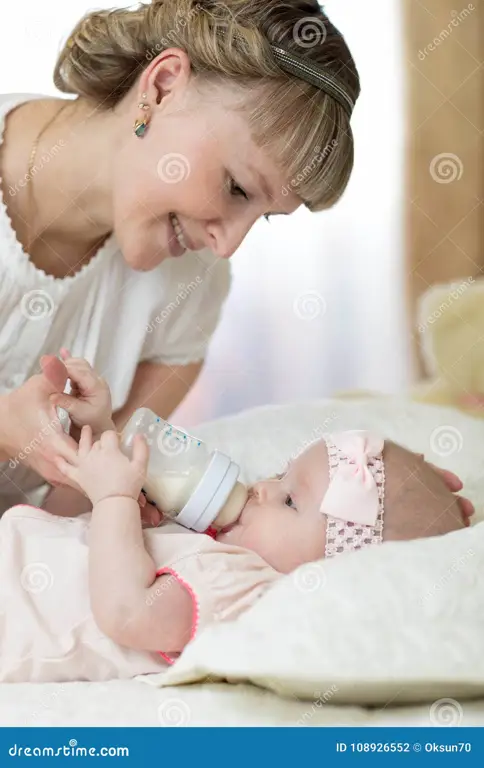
(207, 217, 255, 260)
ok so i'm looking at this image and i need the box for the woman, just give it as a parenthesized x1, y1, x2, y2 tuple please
(0, 0, 472, 519)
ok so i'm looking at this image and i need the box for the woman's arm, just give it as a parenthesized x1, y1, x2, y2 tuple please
(113, 360, 203, 429)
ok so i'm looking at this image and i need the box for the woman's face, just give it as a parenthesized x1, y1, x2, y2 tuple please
(113, 50, 301, 270)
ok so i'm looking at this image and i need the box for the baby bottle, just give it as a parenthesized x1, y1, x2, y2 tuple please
(120, 408, 248, 533)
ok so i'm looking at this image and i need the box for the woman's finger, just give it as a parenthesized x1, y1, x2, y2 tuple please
(457, 495, 475, 519)
(50, 392, 89, 423)
(47, 430, 80, 465)
(40, 355, 69, 394)
(79, 425, 92, 457)
(428, 462, 463, 492)
(54, 456, 77, 481)
(140, 501, 162, 527)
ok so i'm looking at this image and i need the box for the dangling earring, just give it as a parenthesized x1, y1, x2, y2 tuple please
(134, 92, 150, 138)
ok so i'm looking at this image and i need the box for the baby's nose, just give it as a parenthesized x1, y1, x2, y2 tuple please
(251, 482, 267, 503)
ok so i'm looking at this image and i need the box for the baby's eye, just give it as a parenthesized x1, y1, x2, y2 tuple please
(285, 494, 296, 509)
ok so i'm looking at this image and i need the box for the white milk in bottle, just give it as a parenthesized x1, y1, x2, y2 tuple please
(120, 408, 248, 532)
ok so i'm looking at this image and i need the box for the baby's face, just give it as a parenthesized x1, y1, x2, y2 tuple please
(216, 440, 330, 572)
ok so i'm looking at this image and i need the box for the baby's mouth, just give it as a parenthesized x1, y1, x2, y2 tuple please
(219, 521, 238, 534)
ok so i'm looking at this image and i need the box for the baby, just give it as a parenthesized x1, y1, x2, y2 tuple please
(0, 356, 472, 683)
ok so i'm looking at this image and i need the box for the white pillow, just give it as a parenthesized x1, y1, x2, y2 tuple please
(193, 397, 484, 516)
(150, 524, 484, 705)
(143, 398, 484, 705)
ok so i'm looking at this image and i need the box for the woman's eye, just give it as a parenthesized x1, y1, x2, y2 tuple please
(285, 494, 296, 509)
(230, 179, 249, 201)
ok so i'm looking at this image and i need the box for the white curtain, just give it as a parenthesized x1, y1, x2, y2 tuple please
(0, 0, 410, 427)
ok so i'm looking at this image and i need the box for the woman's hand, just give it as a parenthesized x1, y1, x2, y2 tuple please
(428, 462, 475, 527)
(55, 425, 148, 507)
(0, 356, 79, 486)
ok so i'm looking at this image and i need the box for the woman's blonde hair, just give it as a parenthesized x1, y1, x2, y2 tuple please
(54, 0, 360, 211)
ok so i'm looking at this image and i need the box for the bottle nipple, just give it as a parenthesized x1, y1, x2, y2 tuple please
(212, 481, 248, 530)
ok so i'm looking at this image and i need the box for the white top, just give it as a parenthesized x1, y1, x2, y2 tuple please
(0, 93, 232, 502)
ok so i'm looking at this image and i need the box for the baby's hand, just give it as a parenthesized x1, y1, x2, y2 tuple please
(48, 350, 114, 440)
(55, 426, 148, 507)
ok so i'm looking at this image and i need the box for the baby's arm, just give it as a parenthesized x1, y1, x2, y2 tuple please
(89, 495, 192, 652)
(56, 426, 192, 654)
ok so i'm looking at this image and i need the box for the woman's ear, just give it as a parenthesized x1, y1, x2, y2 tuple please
(147, 48, 192, 106)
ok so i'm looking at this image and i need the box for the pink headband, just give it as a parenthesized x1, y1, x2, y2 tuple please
(321, 431, 385, 558)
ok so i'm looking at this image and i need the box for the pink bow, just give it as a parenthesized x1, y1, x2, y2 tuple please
(320, 431, 384, 526)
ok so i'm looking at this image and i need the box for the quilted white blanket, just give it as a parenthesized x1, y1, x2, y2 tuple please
(2, 397, 484, 726)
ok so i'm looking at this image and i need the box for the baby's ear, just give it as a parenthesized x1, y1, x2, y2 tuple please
(39, 355, 69, 393)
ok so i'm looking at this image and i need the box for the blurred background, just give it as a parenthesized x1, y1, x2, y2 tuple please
(1, 0, 482, 426)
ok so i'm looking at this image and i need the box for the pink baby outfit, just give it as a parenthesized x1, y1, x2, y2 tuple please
(0, 506, 278, 683)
